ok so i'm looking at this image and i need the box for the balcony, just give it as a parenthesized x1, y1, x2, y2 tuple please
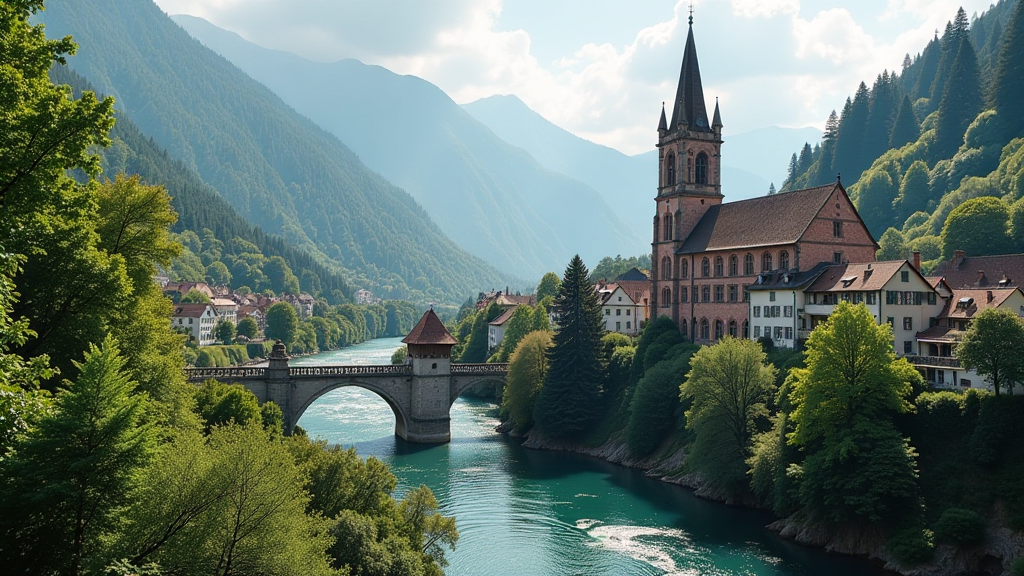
(797, 329, 812, 340)
(906, 355, 961, 369)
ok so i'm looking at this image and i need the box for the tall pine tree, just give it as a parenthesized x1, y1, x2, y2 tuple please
(992, 0, 1024, 143)
(911, 34, 942, 101)
(532, 255, 605, 439)
(889, 94, 921, 149)
(933, 33, 982, 160)
(832, 83, 871, 183)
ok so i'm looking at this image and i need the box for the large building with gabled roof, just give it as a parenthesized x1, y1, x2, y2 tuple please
(651, 17, 878, 341)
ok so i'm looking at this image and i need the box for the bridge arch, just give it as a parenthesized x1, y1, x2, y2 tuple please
(450, 375, 507, 406)
(290, 378, 412, 440)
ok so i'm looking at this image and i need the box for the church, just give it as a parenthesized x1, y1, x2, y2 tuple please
(650, 17, 878, 342)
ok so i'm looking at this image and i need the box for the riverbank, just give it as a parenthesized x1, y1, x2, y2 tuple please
(515, 427, 1024, 576)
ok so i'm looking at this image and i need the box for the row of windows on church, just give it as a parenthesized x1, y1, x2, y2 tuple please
(660, 284, 750, 306)
(659, 252, 790, 280)
(664, 151, 709, 186)
(680, 318, 749, 341)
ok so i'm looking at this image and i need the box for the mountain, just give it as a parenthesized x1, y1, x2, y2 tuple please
(39, 0, 517, 305)
(170, 15, 644, 279)
(462, 95, 818, 205)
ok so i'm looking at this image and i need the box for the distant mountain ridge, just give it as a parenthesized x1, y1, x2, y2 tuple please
(171, 14, 644, 279)
(39, 0, 518, 304)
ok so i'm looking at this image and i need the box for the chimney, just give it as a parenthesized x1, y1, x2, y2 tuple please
(977, 270, 986, 286)
(912, 251, 921, 272)
(953, 250, 966, 270)
(987, 290, 994, 303)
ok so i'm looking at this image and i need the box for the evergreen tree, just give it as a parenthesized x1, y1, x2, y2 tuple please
(832, 84, 871, 183)
(992, 0, 1024, 142)
(533, 256, 606, 439)
(911, 34, 942, 101)
(0, 336, 154, 575)
(889, 94, 921, 150)
(894, 160, 931, 222)
(785, 154, 798, 187)
(856, 169, 899, 236)
(767, 182, 777, 196)
(929, 21, 958, 104)
(797, 143, 814, 175)
(864, 72, 901, 164)
(933, 34, 982, 160)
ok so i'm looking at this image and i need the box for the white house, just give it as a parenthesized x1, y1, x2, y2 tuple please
(210, 297, 238, 325)
(596, 283, 641, 335)
(171, 303, 217, 346)
(746, 263, 832, 349)
(487, 308, 516, 351)
(911, 287, 1024, 392)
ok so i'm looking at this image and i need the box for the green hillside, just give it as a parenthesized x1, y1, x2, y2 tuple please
(780, 0, 1024, 269)
(39, 0, 517, 304)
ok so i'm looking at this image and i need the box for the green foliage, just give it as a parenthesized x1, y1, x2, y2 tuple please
(206, 260, 231, 285)
(492, 305, 535, 362)
(933, 507, 985, 545)
(957, 307, 1024, 395)
(180, 288, 211, 303)
(192, 380, 263, 430)
(533, 256, 606, 439)
(992, 0, 1024, 143)
(214, 317, 235, 344)
(536, 272, 560, 302)
(626, 344, 692, 457)
(887, 526, 935, 566)
(789, 302, 923, 524)
(941, 196, 1010, 258)
(877, 228, 908, 260)
(501, 330, 552, 432)
(1012, 557, 1024, 576)
(236, 316, 260, 340)
(681, 338, 777, 493)
(629, 315, 681, 386)
(856, 167, 899, 236)
(0, 336, 154, 575)
(391, 346, 408, 365)
(747, 411, 799, 515)
(895, 160, 931, 222)
(589, 254, 651, 282)
(933, 36, 982, 160)
(266, 301, 300, 346)
(457, 302, 501, 363)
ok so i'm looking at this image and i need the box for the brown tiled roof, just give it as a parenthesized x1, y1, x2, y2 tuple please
(939, 288, 1022, 320)
(931, 253, 1024, 289)
(495, 293, 536, 307)
(805, 260, 909, 292)
(615, 280, 651, 304)
(916, 326, 962, 342)
(747, 262, 832, 291)
(616, 267, 649, 282)
(488, 308, 517, 326)
(172, 303, 213, 318)
(402, 309, 457, 345)
(676, 183, 840, 254)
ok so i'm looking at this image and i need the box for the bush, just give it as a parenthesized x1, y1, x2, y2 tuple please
(626, 346, 693, 457)
(1010, 557, 1024, 576)
(887, 527, 935, 565)
(933, 508, 985, 545)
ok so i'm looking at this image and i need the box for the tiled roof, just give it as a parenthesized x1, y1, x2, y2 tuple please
(916, 325, 962, 342)
(676, 184, 839, 254)
(939, 288, 1021, 320)
(402, 309, 457, 345)
(747, 262, 832, 291)
(495, 293, 536, 307)
(931, 253, 1024, 289)
(617, 267, 649, 282)
(172, 303, 213, 318)
(805, 260, 908, 292)
(488, 308, 517, 327)
(615, 280, 651, 305)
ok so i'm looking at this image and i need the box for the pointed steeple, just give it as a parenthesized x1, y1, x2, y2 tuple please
(712, 97, 722, 129)
(658, 102, 668, 132)
(668, 17, 711, 133)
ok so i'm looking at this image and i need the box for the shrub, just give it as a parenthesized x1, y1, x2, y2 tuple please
(887, 527, 935, 565)
(933, 508, 985, 545)
(1010, 557, 1024, 576)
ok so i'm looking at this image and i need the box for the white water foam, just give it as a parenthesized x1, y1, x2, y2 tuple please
(580, 520, 702, 576)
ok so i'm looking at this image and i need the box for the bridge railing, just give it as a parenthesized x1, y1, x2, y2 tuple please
(289, 365, 413, 377)
(451, 363, 509, 374)
(185, 367, 268, 380)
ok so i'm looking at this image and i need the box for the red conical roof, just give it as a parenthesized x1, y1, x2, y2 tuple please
(402, 309, 458, 345)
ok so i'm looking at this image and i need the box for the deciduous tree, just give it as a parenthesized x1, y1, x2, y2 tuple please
(940, 196, 1011, 258)
(501, 330, 552, 432)
(536, 272, 560, 302)
(266, 301, 299, 346)
(957, 307, 1024, 395)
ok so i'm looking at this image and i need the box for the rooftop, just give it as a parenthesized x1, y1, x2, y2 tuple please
(402, 309, 458, 346)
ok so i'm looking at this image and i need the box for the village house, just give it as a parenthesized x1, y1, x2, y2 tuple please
(487, 308, 516, 352)
(596, 282, 642, 336)
(210, 297, 238, 325)
(650, 19, 877, 343)
(170, 303, 217, 346)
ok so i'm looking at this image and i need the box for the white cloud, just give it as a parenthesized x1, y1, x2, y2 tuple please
(792, 8, 875, 64)
(730, 0, 800, 19)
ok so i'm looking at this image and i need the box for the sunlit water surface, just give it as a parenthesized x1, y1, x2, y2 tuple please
(296, 338, 889, 576)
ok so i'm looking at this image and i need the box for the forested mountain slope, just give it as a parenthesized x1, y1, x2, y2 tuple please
(39, 0, 516, 304)
(172, 15, 643, 278)
(780, 0, 1024, 270)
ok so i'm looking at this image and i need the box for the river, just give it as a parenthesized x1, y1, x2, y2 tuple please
(294, 337, 889, 576)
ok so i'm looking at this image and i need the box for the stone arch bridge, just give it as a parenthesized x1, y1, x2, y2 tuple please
(185, 309, 507, 444)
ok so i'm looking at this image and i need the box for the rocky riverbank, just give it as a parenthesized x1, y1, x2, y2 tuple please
(512, 426, 1024, 576)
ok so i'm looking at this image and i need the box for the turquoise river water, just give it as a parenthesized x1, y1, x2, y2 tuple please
(294, 337, 890, 576)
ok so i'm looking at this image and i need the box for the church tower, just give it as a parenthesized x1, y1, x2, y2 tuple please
(651, 14, 723, 322)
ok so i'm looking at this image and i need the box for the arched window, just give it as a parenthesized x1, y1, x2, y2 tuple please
(701, 257, 710, 277)
(680, 319, 688, 338)
(695, 152, 709, 185)
(674, 209, 682, 239)
(661, 287, 671, 308)
(714, 319, 724, 340)
(653, 215, 660, 243)
(762, 252, 773, 272)
(661, 256, 672, 280)
(744, 253, 754, 275)
(664, 213, 673, 241)
(666, 152, 676, 186)
(714, 256, 724, 277)
(729, 255, 738, 276)
(742, 320, 749, 339)
(779, 250, 790, 270)
(700, 318, 710, 340)
(680, 259, 689, 279)
(728, 320, 738, 337)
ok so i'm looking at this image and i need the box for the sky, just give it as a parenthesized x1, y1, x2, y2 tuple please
(152, 0, 997, 155)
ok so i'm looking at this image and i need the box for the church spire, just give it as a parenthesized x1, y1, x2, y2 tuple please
(668, 15, 711, 132)
(658, 102, 668, 132)
(712, 97, 722, 129)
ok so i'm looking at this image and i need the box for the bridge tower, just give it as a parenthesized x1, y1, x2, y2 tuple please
(401, 308, 459, 443)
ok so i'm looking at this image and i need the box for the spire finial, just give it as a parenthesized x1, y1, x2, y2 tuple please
(837, 173, 842, 184)
(688, 3, 694, 26)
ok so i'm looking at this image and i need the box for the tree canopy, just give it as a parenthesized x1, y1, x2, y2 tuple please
(957, 307, 1024, 395)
